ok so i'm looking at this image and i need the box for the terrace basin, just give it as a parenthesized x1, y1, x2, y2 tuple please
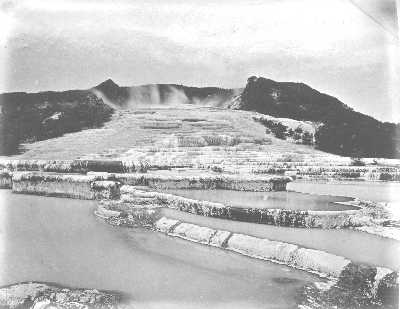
(165, 189, 358, 211)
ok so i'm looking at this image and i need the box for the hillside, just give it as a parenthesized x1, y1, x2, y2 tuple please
(10, 106, 351, 170)
(0, 90, 113, 155)
(0, 80, 237, 156)
(1, 76, 398, 159)
(231, 76, 400, 158)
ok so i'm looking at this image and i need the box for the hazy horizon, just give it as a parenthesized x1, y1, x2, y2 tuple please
(1, 0, 399, 122)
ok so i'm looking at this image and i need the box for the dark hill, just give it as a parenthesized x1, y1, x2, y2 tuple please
(93, 79, 129, 105)
(1, 77, 398, 158)
(0, 89, 113, 155)
(233, 76, 400, 158)
(0, 81, 237, 155)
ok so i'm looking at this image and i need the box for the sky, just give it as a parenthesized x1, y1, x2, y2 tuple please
(0, 0, 399, 122)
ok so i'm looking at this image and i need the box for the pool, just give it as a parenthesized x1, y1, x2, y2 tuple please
(165, 189, 357, 211)
(161, 208, 400, 270)
(0, 190, 319, 308)
(288, 180, 400, 203)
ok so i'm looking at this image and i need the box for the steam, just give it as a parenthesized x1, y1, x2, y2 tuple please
(90, 88, 121, 110)
(118, 85, 187, 109)
(127, 85, 193, 109)
(93, 83, 239, 110)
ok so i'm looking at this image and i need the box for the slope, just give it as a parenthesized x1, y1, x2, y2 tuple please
(231, 76, 400, 158)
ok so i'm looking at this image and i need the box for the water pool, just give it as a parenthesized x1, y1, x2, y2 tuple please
(0, 190, 318, 309)
(165, 189, 357, 211)
(288, 181, 400, 203)
(161, 208, 400, 270)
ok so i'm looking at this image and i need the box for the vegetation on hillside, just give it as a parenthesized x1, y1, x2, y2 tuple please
(2, 76, 398, 159)
(0, 90, 113, 155)
(254, 118, 314, 145)
(237, 76, 400, 158)
(0, 79, 238, 156)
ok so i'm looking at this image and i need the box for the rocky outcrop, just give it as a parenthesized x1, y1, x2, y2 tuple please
(297, 264, 399, 308)
(96, 201, 161, 228)
(0, 282, 125, 309)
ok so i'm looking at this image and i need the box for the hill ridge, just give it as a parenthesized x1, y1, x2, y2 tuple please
(1, 76, 399, 158)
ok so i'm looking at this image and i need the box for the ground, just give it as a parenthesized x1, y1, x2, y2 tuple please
(11, 107, 350, 171)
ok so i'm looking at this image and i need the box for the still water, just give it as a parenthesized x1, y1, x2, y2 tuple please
(162, 184, 400, 270)
(166, 189, 357, 211)
(162, 208, 400, 270)
(0, 190, 318, 309)
(288, 180, 400, 203)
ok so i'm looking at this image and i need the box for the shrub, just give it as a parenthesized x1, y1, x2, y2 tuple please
(271, 123, 287, 139)
(379, 173, 393, 181)
(293, 133, 302, 141)
(301, 132, 314, 145)
(257, 119, 288, 139)
(294, 127, 303, 134)
(286, 129, 294, 137)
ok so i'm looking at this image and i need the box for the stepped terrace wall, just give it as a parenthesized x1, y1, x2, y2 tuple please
(2, 158, 400, 182)
(0, 159, 149, 173)
(11, 172, 120, 200)
(93, 206, 398, 306)
(2, 170, 291, 200)
(295, 166, 400, 181)
(119, 186, 385, 229)
(1, 170, 390, 229)
(115, 172, 291, 191)
(0, 171, 12, 189)
(233, 163, 400, 181)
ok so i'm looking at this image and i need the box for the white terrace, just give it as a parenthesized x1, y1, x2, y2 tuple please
(13, 107, 353, 173)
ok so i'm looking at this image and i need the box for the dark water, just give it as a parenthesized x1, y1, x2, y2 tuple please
(0, 190, 319, 309)
(166, 189, 357, 211)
